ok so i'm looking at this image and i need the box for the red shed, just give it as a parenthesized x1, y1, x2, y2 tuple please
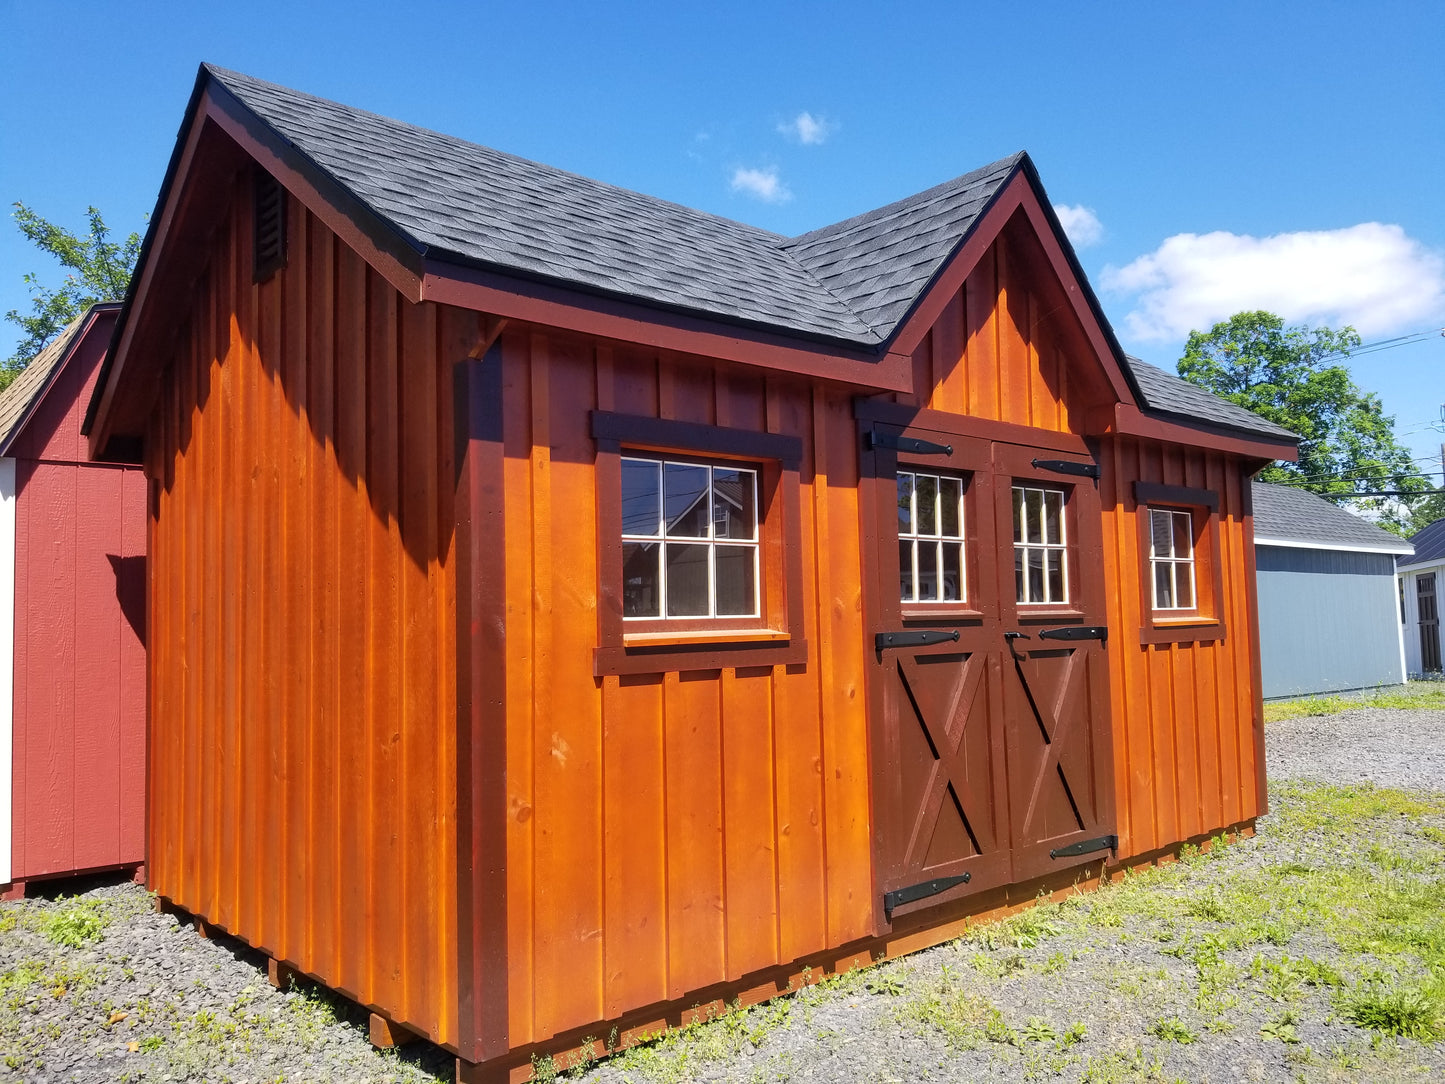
(86, 66, 1297, 1081)
(1, 302, 146, 896)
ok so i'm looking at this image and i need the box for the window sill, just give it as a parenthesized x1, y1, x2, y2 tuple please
(900, 606, 986, 623)
(1139, 619, 1227, 645)
(595, 636, 809, 676)
(1016, 608, 1088, 624)
(623, 628, 790, 647)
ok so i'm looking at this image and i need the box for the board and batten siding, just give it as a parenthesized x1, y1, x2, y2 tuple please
(1098, 438, 1264, 858)
(144, 184, 474, 1047)
(885, 217, 1266, 865)
(1256, 546, 1406, 698)
(491, 325, 874, 1049)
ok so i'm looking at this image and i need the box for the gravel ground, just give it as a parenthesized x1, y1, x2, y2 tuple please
(2, 706, 1442, 1083)
(1263, 705, 1445, 792)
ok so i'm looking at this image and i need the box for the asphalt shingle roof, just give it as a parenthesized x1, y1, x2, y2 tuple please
(199, 66, 1293, 444)
(1126, 357, 1297, 441)
(1253, 482, 1413, 554)
(1401, 517, 1445, 567)
(0, 309, 91, 454)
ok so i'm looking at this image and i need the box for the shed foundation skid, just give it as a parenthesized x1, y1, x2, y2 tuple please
(85, 66, 1296, 1076)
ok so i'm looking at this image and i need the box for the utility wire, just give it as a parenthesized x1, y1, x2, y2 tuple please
(1315, 327, 1445, 366)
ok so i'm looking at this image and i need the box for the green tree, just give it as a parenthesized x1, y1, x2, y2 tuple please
(1177, 311, 1432, 532)
(3, 202, 142, 386)
(1406, 486, 1445, 536)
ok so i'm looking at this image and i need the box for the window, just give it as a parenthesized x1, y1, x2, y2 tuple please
(1149, 508, 1195, 610)
(897, 471, 966, 603)
(621, 457, 759, 619)
(1013, 485, 1068, 604)
(1133, 482, 1225, 644)
(592, 411, 805, 675)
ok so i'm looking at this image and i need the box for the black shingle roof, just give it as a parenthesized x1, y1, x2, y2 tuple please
(197, 65, 1292, 443)
(1126, 357, 1297, 440)
(1253, 482, 1413, 554)
(1401, 517, 1445, 567)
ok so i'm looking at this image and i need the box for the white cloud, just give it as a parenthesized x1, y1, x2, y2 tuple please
(1103, 223, 1445, 342)
(730, 166, 791, 203)
(778, 111, 832, 145)
(1053, 204, 1104, 248)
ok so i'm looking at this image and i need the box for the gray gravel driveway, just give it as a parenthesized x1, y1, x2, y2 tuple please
(2, 706, 1441, 1083)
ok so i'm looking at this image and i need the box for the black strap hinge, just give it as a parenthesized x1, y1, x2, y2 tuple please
(884, 872, 971, 915)
(1031, 457, 1099, 480)
(1037, 625, 1108, 645)
(869, 431, 953, 456)
(1049, 834, 1117, 860)
(875, 629, 960, 652)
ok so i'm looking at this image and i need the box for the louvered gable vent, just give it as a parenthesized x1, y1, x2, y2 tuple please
(252, 170, 287, 282)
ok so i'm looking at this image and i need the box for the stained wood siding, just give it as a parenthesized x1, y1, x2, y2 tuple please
(899, 226, 1264, 864)
(899, 218, 1109, 431)
(8, 311, 146, 883)
(494, 328, 874, 1047)
(1098, 437, 1262, 858)
(144, 184, 463, 1047)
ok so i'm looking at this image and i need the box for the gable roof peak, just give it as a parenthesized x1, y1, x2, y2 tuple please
(0, 302, 120, 456)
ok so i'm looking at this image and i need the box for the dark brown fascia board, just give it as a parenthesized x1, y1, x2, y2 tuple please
(206, 74, 905, 383)
(199, 68, 908, 393)
(420, 257, 910, 393)
(84, 62, 212, 447)
(3, 304, 119, 458)
(89, 65, 915, 456)
(87, 102, 254, 459)
(204, 75, 428, 297)
(1111, 402, 1299, 463)
(887, 162, 1140, 411)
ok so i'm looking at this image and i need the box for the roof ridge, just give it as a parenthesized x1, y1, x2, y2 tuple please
(782, 152, 1026, 251)
(204, 64, 790, 247)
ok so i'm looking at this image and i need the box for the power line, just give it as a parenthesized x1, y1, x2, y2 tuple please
(1316, 327, 1445, 366)
(1283, 455, 1444, 486)
(1318, 489, 1445, 499)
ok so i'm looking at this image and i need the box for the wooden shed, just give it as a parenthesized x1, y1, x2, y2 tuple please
(84, 65, 1299, 1080)
(1251, 482, 1413, 698)
(1, 302, 146, 896)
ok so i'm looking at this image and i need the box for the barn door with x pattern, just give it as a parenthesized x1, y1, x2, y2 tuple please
(863, 424, 1013, 924)
(993, 441, 1116, 883)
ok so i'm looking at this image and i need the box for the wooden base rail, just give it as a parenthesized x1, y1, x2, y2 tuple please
(456, 819, 1256, 1083)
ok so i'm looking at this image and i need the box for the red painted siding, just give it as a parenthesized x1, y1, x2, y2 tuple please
(8, 310, 147, 883)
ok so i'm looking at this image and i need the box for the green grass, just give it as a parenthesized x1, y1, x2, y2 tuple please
(1263, 680, 1445, 721)
(595, 779, 1445, 1082)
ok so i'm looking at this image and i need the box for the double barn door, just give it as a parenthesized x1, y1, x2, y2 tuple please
(864, 418, 1116, 923)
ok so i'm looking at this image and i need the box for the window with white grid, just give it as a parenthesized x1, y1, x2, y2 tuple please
(897, 471, 967, 603)
(620, 456, 760, 619)
(1149, 508, 1195, 610)
(1012, 485, 1069, 604)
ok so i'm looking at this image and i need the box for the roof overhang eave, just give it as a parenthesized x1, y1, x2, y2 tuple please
(1255, 536, 1415, 556)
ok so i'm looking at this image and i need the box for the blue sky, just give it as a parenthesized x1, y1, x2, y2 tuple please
(3, 1, 1443, 470)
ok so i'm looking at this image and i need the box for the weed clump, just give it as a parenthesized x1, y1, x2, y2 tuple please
(1346, 986, 1445, 1040)
(41, 906, 105, 948)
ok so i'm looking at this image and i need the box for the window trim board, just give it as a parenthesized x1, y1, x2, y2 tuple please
(593, 411, 806, 675)
(1133, 480, 1226, 645)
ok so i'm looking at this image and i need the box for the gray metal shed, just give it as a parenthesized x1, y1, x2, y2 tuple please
(1253, 483, 1414, 698)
